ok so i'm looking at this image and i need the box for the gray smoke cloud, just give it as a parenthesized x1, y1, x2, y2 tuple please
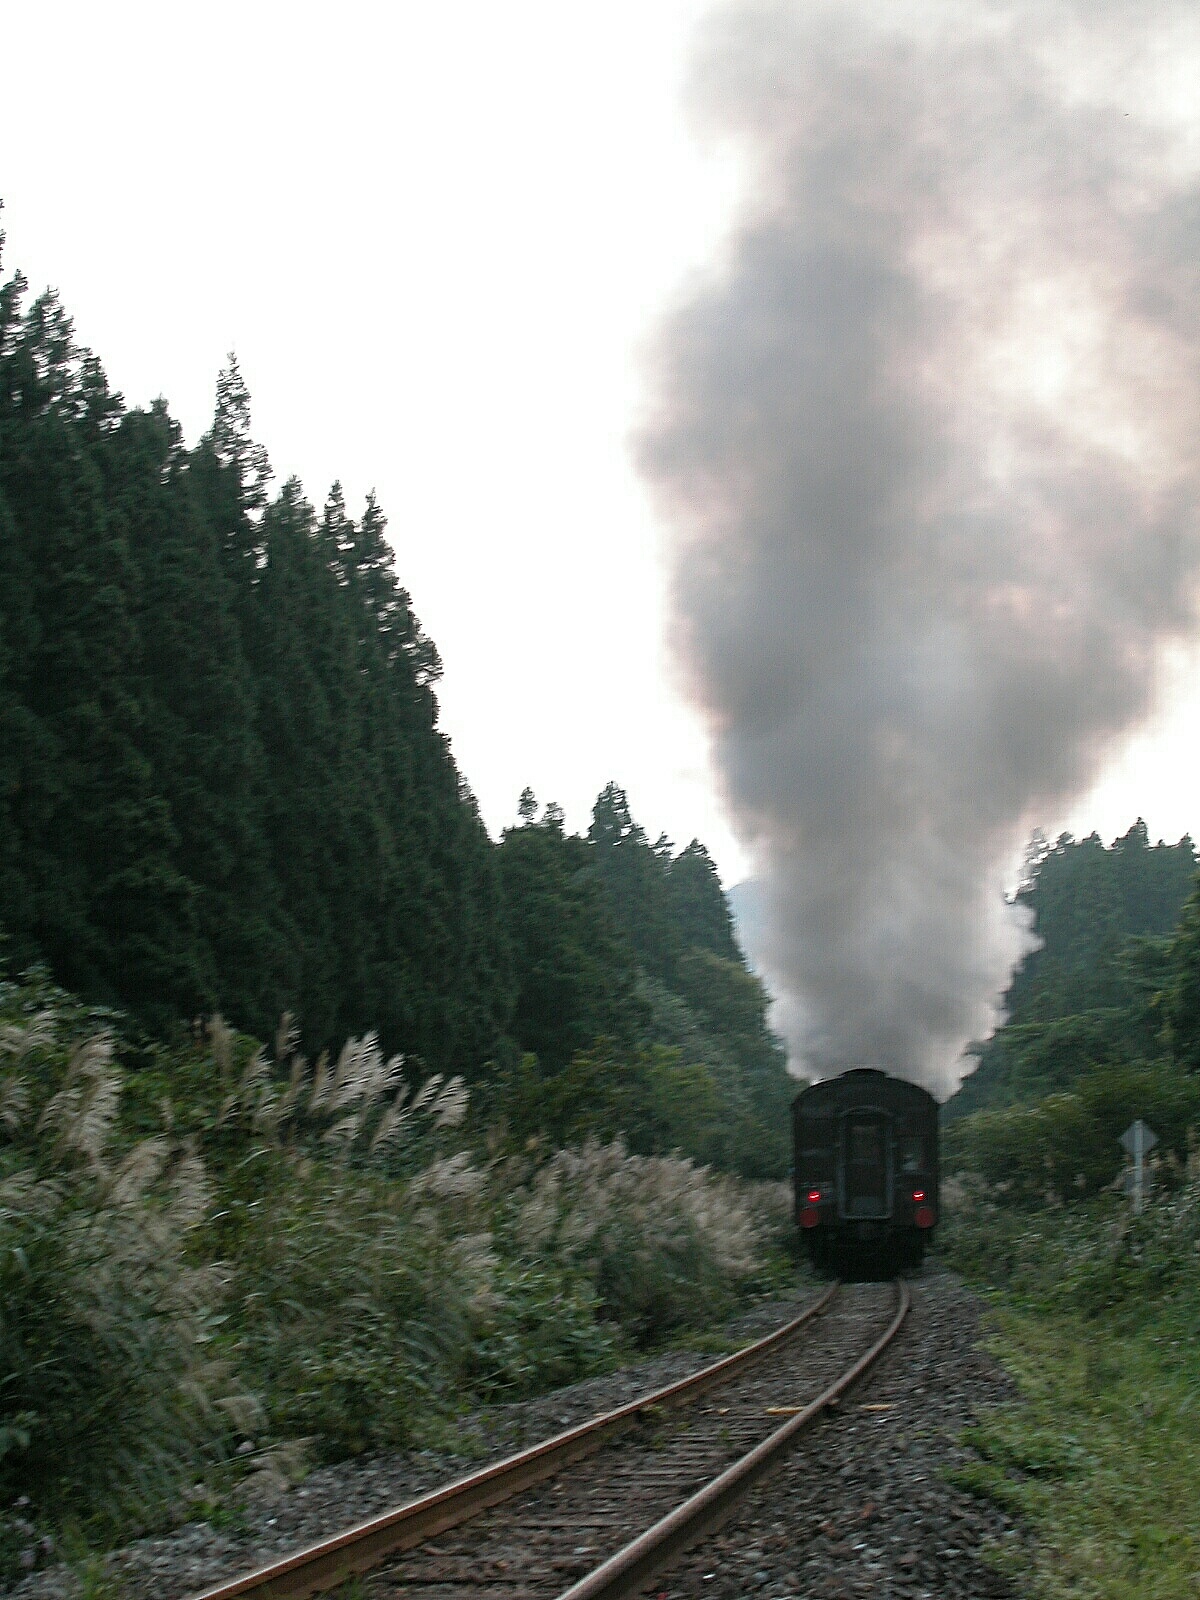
(639, 0, 1200, 1097)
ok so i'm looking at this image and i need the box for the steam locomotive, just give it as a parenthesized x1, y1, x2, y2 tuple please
(792, 1068, 939, 1272)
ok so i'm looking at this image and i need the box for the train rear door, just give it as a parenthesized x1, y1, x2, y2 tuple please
(839, 1111, 893, 1219)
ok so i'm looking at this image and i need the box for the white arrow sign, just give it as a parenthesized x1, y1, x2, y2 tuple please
(1120, 1120, 1158, 1158)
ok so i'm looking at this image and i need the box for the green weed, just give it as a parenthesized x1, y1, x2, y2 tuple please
(943, 1174, 1200, 1598)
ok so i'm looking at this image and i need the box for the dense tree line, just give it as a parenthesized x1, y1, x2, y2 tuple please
(0, 231, 792, 1172)
(494, 783, 793, 1174)
(0, 250, 507, 1069)
(948, 820, 1200, 1122)
(942, 828, 1200, 1207)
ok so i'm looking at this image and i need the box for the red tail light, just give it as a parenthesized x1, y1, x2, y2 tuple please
(806, 1189, 822, 1204)
(912, 1189, 926, 1202)
(914, 1204, 935, 1229)
(800, 1205, 820, 1229)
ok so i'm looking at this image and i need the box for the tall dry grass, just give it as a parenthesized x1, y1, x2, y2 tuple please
(0, 1010, 240, 1556)
(0, 990, 786, 1576)
(510, 1138, 765, 1341)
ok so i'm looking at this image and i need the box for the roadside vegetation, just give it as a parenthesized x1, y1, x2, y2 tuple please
(0, 969, 793, 1586)
(941, 830, 1200, 1599)
(940, 1178, 1200, 1599)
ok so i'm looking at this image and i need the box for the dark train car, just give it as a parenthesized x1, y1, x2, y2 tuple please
(792, 1068, 939, 1271)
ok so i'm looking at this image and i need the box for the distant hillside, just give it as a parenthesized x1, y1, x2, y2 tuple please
(947, 821, 1197, 1118)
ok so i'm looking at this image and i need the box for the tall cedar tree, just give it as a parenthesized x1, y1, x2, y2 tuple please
(1165, 876, 1200, 1073)
(587, 782, 680, 982)
(335, 488, 512, 1070)
(496, 806, 646, 1072)
(106, 401, 280, 1029)
(0, 281, 192, 1014)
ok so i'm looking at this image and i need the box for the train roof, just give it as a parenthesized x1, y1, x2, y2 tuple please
(793, 1068, 937, 1111)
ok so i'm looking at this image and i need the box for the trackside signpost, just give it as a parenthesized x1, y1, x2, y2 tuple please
(1120, 1119, 1158, 1213)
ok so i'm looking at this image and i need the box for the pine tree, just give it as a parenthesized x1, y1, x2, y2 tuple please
(497, 811, 645, 1071)
(666, 840, 742, 962)
(0, 279, 189, 1014)
(587, 782, 679, 981)
(106, 400, 283, 1029)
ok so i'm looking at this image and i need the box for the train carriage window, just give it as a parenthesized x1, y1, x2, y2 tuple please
(899, 1136, 924, 1173)
(843, 1114, 890, 1217)
(849, 1124, 882, 1165)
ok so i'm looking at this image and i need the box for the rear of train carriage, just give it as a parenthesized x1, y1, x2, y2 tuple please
(792, 1068, 939, 1271)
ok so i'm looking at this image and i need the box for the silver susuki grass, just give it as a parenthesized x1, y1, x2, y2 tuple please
(0, 1011, 242, 1534)
(513, 1138, 764, 1341)
(212, 1013, 467, 1162)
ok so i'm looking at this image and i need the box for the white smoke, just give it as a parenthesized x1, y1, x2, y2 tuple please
(639, 0, 1200, 1096)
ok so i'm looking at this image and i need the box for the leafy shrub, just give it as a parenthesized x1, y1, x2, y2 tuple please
(944, 1060, 1200, 1204)
(942, 1094, 1109, 1202)
(216, 1156, 495, 1459)
(939, 1150, 1200, 1318)
(464, 1262, 617, 1398)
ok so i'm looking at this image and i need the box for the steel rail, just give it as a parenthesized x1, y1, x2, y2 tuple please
(556, 1276, 911, 1600)
(188, 1280, 840, 1600)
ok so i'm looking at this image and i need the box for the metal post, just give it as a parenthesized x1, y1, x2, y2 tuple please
(1120, 1120, 1157, 1215)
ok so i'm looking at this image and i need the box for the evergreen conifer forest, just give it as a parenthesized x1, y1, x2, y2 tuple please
(0, 230, 794, 1182)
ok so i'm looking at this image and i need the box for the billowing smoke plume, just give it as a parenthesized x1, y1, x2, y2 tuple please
(639, 0, 1200, 1096)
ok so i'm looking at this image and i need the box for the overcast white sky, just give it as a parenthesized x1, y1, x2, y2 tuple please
(4, 1, 1199, 893)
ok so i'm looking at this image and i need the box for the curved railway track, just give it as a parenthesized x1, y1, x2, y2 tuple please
(191, 1277, 909, 1600)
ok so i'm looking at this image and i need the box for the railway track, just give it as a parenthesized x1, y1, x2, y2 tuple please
(191, 1277, 909, 1600)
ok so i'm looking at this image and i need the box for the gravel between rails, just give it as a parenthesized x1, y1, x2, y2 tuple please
(652, 1265, 1027, 1599)
(7, 1265, 1027, 1600)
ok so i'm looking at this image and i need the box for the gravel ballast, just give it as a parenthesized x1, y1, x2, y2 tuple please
(9, 1265, 1028, 1600)
(656, 1266, 1028, 1598)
